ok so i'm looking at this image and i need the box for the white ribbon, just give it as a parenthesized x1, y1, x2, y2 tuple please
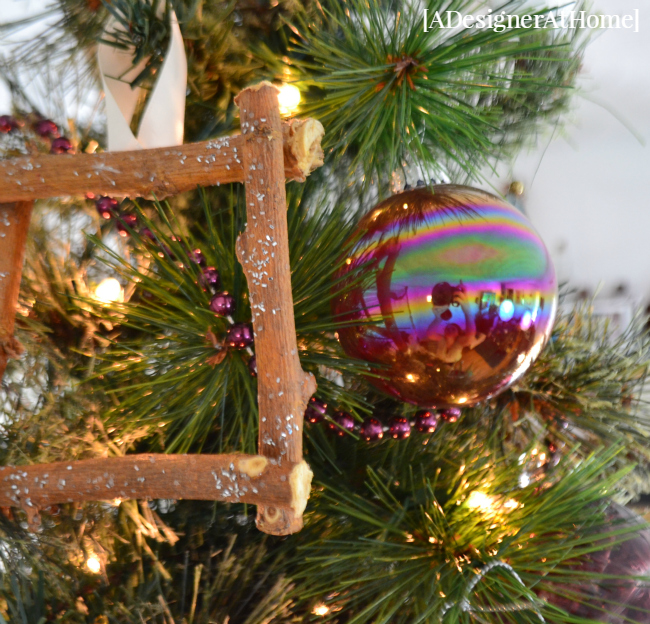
(97, 9, 186, 151)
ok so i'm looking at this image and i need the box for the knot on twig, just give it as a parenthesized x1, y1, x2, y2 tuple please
(0, 335, 25, 360)
(388, 54, 427, 90)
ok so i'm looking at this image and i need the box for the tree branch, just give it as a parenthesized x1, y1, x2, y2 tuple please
(0, 119, 323, 204)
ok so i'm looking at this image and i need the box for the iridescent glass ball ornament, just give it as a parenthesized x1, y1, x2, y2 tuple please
(332, 185, 557, 409)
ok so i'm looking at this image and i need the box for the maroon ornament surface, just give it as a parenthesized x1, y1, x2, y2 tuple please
(329, 411, 355, 436)
(332, 185, 557, 409)
(226, 323, 254, 348)
(50, 137, 74, 154)
(541, 503, 650, 623)
(360, 417, 384, 441)
(209, 292, 235, 317)
(248, 355, 257, 377)
(305, 397, 327, 424)
(388, 416, 411, 439)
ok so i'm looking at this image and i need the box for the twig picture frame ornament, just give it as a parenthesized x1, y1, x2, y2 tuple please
(0, 82, 325, 536)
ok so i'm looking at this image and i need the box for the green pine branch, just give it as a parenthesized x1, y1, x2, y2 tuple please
(286, 0, 588, 183)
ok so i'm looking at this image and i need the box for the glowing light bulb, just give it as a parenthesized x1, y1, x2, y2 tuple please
(277, 84, 301, 115)
(313, 604, 330, 616)
(94, 278, 123, 304)
(466, 491, 495, 511)
(86, 555, 101, 574)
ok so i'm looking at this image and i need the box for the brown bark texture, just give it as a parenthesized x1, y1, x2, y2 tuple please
(0, 83, 324, 536)
(234, 83, 317, 535)
(0, 119, 323, 204)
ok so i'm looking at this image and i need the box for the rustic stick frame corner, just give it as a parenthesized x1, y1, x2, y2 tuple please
(0, 82, 323, 536)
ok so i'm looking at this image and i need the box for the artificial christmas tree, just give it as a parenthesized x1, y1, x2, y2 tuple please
(1, 0, 650, 622)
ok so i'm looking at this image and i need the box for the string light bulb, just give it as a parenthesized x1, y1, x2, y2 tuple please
(277, 84, 301, 116)
(86, 555, 101, 574)
(94, 277, 123, 304)
(312, 604, 330, 616)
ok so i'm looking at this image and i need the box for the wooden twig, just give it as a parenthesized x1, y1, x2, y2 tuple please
(0, 454, 312, 529)
(0, 201, 33, 379)
(0, 119, 324, 204)
(234, 83, 317, 535)
(0, 83, 324, 536)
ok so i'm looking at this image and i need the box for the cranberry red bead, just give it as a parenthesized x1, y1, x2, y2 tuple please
(50, 137, 74, 154)
(439, 408, 461, 423)
(96, 196, 119, 220)
(210, 292, 235, 317)
(116, 214, 138, 237)
(388, 416, 411, 439)
(34, 119, 60, 138)
(360, 417, 384, 442)
(189, 249, 206, 267)
(0, 115, 19, 133)
(414, 410, 438, 433)
(200, 267, 221, 291)
(329, 411, 355, 436)
(226, 323, 254, 348)
(140, 227, 156, 242)
(305, 397, 327, 424)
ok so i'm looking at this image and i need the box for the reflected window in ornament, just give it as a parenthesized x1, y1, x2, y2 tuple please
(499, 299, 515, 322)
(520, 310, 533, 330)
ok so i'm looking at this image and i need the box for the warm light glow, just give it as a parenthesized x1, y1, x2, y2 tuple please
(457, 396, 468, 404)
(427, 295, 433, 303)
(406, 373, 418, 382)
(402, 203, 408, 209)
(86, 555, 101, 574)
(278, 84, 301, 115)
(94, 277, 123, 304)
(467, 491, 519, 513)
(313, 604, 330, 616)
(466, 491, 496, 511)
